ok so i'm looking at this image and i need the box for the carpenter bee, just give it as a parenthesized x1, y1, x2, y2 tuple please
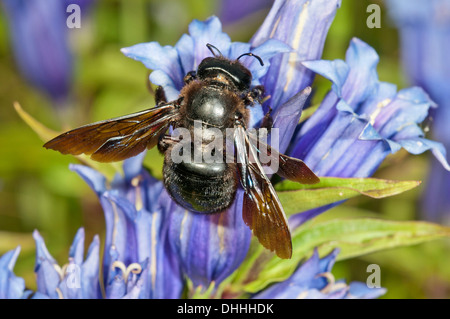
(44, 44, 320, 259)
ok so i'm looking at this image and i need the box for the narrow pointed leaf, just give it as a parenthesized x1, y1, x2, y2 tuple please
(14, 102, 59, 141)
(275, 177, 421, 215)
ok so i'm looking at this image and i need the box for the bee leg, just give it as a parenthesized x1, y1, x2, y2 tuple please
(155, 86, 168, 105)
(158, 135, 180, 153)
(252, 85, 265, 102)
(184, 71, 197, 84)
(260, 106, 273, 132)
(244, 85, 265, 106)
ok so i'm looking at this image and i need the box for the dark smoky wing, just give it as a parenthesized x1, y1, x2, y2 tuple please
(248, 134, 320, 184)
(276, 152, 320, 184)
(44, 103, 178, 162)
(242, 164, 293, 259)
(234, 126, 292, 259)
(234, 125, 249, 189)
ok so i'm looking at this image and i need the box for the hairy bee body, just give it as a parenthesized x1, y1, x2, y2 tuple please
(162, 69, 248, 213)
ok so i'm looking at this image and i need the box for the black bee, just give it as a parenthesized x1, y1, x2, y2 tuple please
(44, 44, 319, 259)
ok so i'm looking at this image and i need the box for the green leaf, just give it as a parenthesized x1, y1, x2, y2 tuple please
(239, 218, 450, 293)
(276, 177, 421, 215)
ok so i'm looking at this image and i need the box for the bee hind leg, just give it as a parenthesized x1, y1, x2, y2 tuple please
(157, 134, 181, 153)
(260, 106, 273, 132)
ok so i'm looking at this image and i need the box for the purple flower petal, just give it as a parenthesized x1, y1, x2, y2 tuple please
(188, 17, 232, 66)
(241, 39, 291, 86)
(33, 230, 61, 299)
(251, 0, 341, 111)
(68, 228, 85, 265)
(123, 152, 147, 182)
(121, 42, 183, 87)
(96, 173, 183, 298)
(81, 235, 101, 299)
(105, 276, 126, 299)
(70, 164, 106, 195)
(254, 249, 383, 299)
(272, 86, 311, 154)
(122, 16, 288, 105)
(301, 59, 349, 97)
(168, 189, 251, 288)
(31, 292, 51, 299)
(101, 193, 139, 276)
(33, 228, 102, 299)
(347, 282, 387, 299)
(219, 0, 273, 25)
(0, 247, 27, 299)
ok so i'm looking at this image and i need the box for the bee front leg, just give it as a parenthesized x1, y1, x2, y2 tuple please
(244, 85, 265, 106)
(184, 71, 197, 84)
(252, 85, 265, 102)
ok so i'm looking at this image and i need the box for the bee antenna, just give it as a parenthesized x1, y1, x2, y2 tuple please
(237, 53, 264, 66)
(206, 43, 223, 57)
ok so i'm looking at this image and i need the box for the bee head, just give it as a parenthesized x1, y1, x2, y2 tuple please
(196, 44, 263, 91)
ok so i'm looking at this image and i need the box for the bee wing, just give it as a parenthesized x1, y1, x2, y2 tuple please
(44, 102, 179, 162)
(234, 125, 292, 259)
(247, 134, 320, 184)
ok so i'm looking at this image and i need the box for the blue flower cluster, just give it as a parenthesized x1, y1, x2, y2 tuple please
(1, 0, 448, 299)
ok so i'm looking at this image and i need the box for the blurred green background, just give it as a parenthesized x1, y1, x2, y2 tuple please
(0, 0, 449, 298)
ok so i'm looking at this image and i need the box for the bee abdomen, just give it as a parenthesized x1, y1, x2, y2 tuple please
(163, 159, 237, 214)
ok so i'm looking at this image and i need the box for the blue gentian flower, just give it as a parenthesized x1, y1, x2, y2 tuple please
(254, 249, 386, 299)
(32, 228, 102, 299)
(0, 247, 31, 299)
(1, 0, 73, 105)
(248, 0, 342, 154)
(30, 227, 153, 299)
(70, 153, 183, 298)
(251, 0, 342, 114)
(288, 38, 450, 227)
(27, 168, 181, 300)
(6, 153, 182, 299)
(386, 0, 450, 223)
